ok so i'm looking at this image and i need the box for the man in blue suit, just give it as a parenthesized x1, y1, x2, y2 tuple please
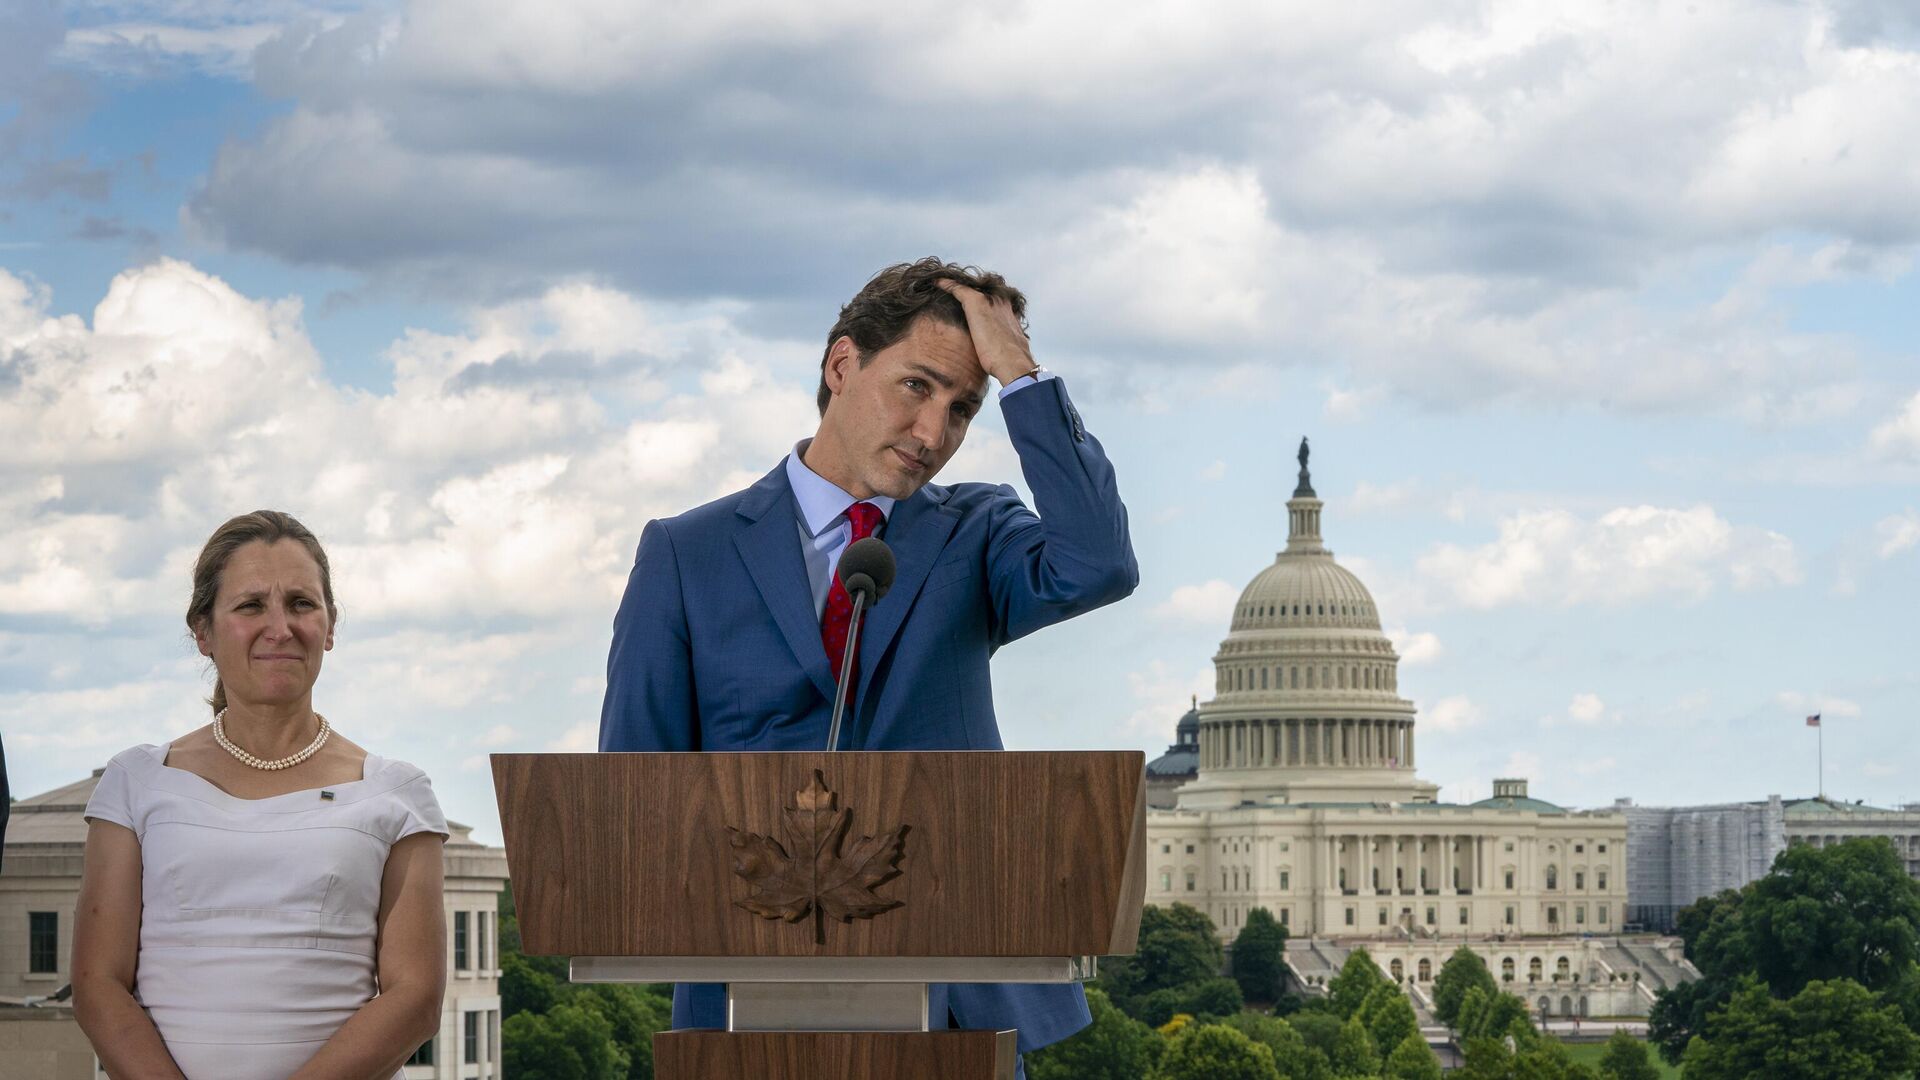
(599, 258, 1138, 1072)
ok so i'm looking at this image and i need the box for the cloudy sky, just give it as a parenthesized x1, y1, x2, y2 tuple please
(4, 0, 1918, 841)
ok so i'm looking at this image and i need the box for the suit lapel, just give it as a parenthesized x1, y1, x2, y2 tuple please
(733, 465, 840, 704)
(855, 486, 959, 710)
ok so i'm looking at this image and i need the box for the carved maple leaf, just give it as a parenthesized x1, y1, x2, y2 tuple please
(727, 770, 907, 943)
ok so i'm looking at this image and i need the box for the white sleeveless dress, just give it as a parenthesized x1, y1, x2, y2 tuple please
(84, 743, 448, 1080)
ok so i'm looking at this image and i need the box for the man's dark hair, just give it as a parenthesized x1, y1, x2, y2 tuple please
(817, 257, 1027, 415)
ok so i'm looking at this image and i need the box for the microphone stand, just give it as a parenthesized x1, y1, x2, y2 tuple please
(824, 589, 870, 752)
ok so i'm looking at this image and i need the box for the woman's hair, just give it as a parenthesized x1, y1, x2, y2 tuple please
(186, 510, 338, 714)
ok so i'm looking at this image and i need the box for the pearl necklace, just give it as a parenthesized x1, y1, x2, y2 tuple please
(213, 709, 332, 771)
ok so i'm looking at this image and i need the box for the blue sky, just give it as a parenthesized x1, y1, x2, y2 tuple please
(4, 0, 1918, 842)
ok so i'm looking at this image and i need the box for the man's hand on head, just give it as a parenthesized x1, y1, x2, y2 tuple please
(936, 279, 1038, 387)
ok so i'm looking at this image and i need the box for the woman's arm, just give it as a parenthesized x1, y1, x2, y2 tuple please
(289, 831, 447, 1080)
(71, 820, 187, 1080)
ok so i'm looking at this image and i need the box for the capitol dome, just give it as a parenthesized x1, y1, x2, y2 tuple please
(1174, 439, 1438, 809)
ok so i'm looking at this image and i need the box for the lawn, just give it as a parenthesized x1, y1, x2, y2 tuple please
(1559, 1037, 1682, 1078)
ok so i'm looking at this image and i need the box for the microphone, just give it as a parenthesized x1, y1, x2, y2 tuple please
(825, 537, 895, 752)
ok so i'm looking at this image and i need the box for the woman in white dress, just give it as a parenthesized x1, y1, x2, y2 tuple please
(72, 511, 448, 1080)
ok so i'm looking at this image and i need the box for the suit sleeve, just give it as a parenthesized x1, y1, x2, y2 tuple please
(986, 376, 1139, 645)
(599, 518, 700, 751)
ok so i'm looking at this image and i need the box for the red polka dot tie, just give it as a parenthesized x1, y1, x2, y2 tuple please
(821, 501, 885, 685)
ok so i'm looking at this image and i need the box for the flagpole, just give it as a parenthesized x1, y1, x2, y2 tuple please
(1819, 720, 1824, 800)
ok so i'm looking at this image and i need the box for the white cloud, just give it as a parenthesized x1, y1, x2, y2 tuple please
(2, 257, 1134, 831)
(1774, 691, 1862, 719)
(475, 723, 517, 748)
(1567, 693, 1607, 725)
(1121, 660, 1213, 744)
(157, 0, 1910, 422)
(548, 720, 597, 753)
(1386, 627, 1444, 666)
(1872, 393, 1920, 459)
(1877, 510, 1920, 558)
(1499, 751, 1543, 784)
(1323, 384, 1386, 423)
(1423, 695, 1482, 734)
(1349, 481, 1423, 515)
(1152, 580, 1240, 626)
(0, 260, 816, 629)
(1416, 504, 1801, 610)
(1198, 460, 1228, 482)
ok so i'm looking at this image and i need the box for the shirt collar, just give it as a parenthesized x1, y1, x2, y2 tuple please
(785, 439, 897, 538)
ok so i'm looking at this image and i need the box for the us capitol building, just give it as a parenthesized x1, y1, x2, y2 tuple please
(1144, 442, 1694, 1019)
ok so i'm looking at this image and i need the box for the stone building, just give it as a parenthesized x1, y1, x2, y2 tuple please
(0, 765, 509, 1080)
(1624, 795, 1920, 932)
(1783, 797, 1920, 869)
(1145, 699, 1200, 810)
(1143, 442, 1682, 1019)
(1623, 797, 1786, 932)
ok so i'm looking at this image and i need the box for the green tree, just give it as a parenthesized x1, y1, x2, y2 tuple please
(1595, 1028, 1660, 1080)
(1181, 976, 1246, 1020)
(1329, 1014, 1380, 1078)
(1100, 903, 1225, 1013)
(1431, 947, 1497, 1028)
(1233, 907, 1290, 1004)
(1682, 976, 1920, 1080)
(572, 984, 669, 1079)
(1454, 986, 1488, 1040)
(1365, 989, 1418, 1065)
(1028, 986, 1164, 1080)
(1153, 1022, 1281, 1080)
(502, 949, 561, 1019)
(1652, 836, 1920, 1064)
(1647, 973, 1725, 1065)
(1288, 1010, 1345, 1062)
(1455, 1036, 1598, 1080)
(1328, 949, 1390, 1019)
(1383, 1030, 1441, 1080)
(501, 1001, 630, 1080)
(1224, 1013, 1332, 1080)
(1484, 992, 1532, 1045)
(1750, 840, 1920, 994)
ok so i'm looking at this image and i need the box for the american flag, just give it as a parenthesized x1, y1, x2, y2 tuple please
(1806, 714, 1821, 727)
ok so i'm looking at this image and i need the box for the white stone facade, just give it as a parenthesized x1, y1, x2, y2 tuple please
(1151, 799, 1627, 940)
(1144, 446, 1661, 1014)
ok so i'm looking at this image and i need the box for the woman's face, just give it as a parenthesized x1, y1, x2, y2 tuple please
(194, 540, 334, 712)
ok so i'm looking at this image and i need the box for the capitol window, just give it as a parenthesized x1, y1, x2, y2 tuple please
(1546, 866, 1558, 890)
(1345, 907, 1356, 926)
(1185, 871, 1196, 891)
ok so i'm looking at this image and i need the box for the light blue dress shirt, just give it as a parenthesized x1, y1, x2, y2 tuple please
(784, 372, 1050, 618)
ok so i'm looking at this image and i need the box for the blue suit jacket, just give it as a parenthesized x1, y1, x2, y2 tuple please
(599, 378, 1137, 1053)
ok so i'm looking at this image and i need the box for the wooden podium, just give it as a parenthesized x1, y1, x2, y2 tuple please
(493, 751, 1146, 1080)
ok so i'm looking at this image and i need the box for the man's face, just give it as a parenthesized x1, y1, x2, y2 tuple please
(816, 316, 988, 500)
